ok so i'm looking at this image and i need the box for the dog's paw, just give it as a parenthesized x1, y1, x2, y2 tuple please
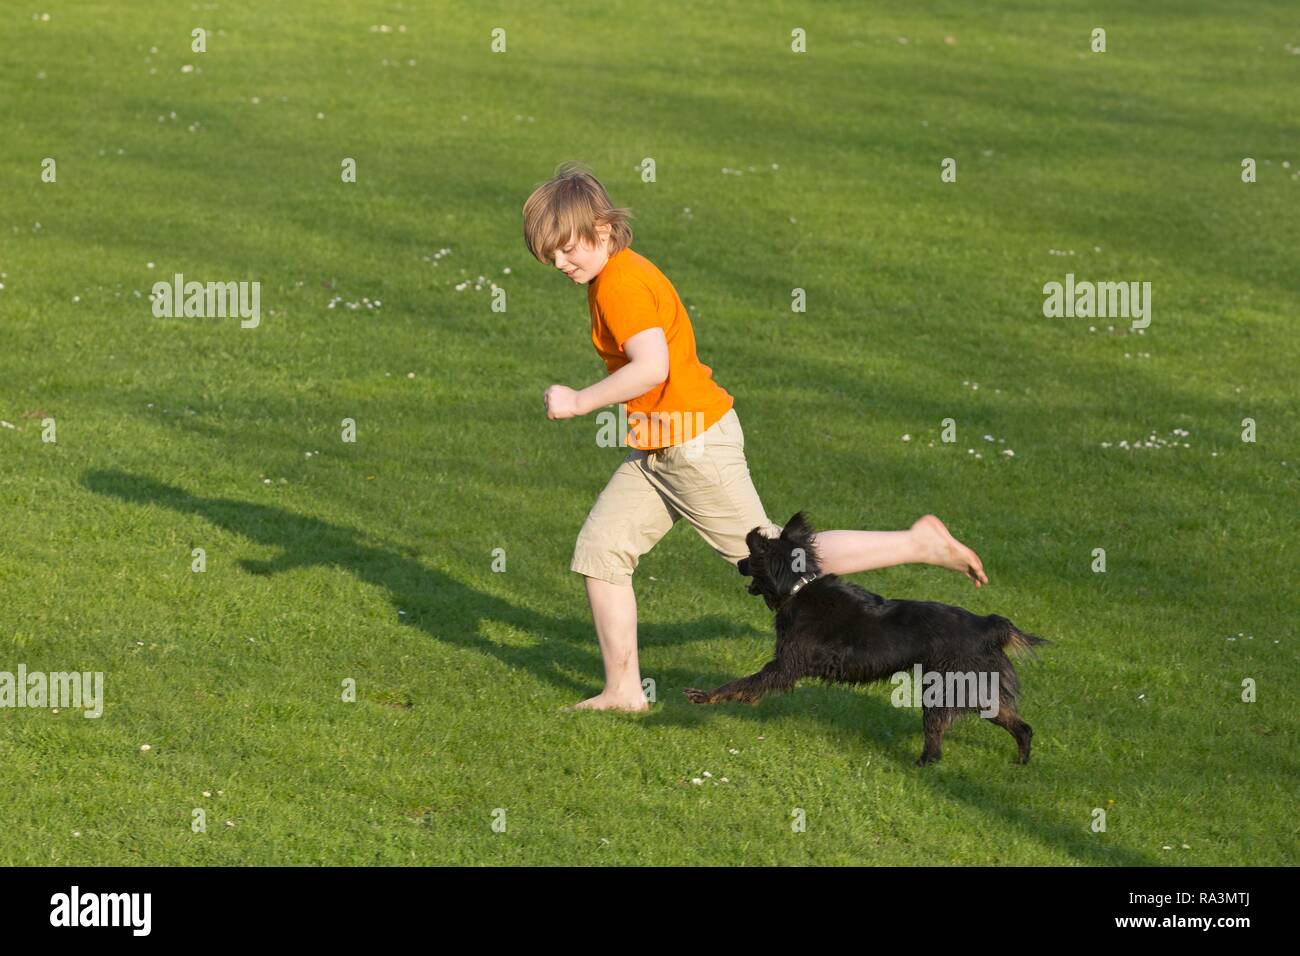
(684, 688, 712, 704)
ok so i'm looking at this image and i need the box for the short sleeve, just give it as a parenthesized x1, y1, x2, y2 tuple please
(599, 276, 664, 349)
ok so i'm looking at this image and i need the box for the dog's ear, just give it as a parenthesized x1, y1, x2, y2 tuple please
(736, 557, 751, 576)
(745, 526, 768, 553)
(782, 511, 816, 541)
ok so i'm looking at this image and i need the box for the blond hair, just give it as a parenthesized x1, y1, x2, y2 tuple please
(522, 161, 634, 264)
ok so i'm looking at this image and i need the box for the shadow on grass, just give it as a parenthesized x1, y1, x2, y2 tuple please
(657, 677, 1161, 867)
(80, 468, 747, 703)
(71, 459, 1195, 867)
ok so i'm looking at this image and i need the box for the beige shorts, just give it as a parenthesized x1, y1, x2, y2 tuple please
(571, 407, 782, 586)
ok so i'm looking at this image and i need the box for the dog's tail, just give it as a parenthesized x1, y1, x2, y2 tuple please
(992, 616, 1051, 658)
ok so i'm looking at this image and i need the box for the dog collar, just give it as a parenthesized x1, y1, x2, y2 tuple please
(785, 572, 820, 602)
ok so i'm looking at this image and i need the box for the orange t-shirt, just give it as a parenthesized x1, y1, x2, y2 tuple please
(587, 246, 734, 450)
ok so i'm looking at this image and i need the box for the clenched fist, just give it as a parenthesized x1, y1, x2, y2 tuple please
(543, 384, 582, 420)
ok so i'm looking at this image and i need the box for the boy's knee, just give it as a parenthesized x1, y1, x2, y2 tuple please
(571, 531, 636, 586)
(570, 558, 633, 587)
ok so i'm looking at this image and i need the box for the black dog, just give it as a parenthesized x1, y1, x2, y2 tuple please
(685, 513, 1048, 766)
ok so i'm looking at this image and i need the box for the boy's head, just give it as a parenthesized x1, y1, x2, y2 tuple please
(523, 162, 634, 284)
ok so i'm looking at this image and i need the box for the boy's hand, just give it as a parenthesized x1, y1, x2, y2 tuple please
(542, 332, 668, 421)
(543, 384, 583, 420)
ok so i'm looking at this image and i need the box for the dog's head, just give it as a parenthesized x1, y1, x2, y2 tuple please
(736, 511, 822, 610)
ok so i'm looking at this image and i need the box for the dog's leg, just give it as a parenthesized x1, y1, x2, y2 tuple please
(989, 703, 1033, 764)
(685, 659, 794, 706)
(917, 707, 956, 766)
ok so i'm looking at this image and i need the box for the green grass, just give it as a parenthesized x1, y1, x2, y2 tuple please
(1, 1, 1296, 865)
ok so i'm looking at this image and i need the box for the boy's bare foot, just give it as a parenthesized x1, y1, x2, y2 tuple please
(912, 514, 989, 587)
(563, 691, 649, 713)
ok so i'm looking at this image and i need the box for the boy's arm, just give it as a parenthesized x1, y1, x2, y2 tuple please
(576, 328, 669, 413)
(544, 328, 668, 419)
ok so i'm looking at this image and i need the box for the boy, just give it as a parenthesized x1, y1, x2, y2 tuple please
(523, 162, 987, 712)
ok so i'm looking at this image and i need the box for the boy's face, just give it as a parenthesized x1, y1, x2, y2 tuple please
(552, 223, 611, 284)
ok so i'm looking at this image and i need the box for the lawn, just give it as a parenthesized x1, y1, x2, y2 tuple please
(0, 1, 1295, 865)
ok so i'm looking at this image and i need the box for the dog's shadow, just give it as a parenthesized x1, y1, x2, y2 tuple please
(80, 469, 1155, 864)
(652, 675, 1159, 866)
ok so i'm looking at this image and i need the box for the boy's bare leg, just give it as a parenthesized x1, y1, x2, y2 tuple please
(565, 576, 650, 711)
(813, 515, 988, 587)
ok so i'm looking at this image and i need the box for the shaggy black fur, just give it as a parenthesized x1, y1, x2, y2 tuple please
(685, 512, 1049, 766)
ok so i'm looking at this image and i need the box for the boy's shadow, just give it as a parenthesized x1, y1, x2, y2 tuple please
(81, 469, 748, 701)
(82, 470, 1158, 863)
